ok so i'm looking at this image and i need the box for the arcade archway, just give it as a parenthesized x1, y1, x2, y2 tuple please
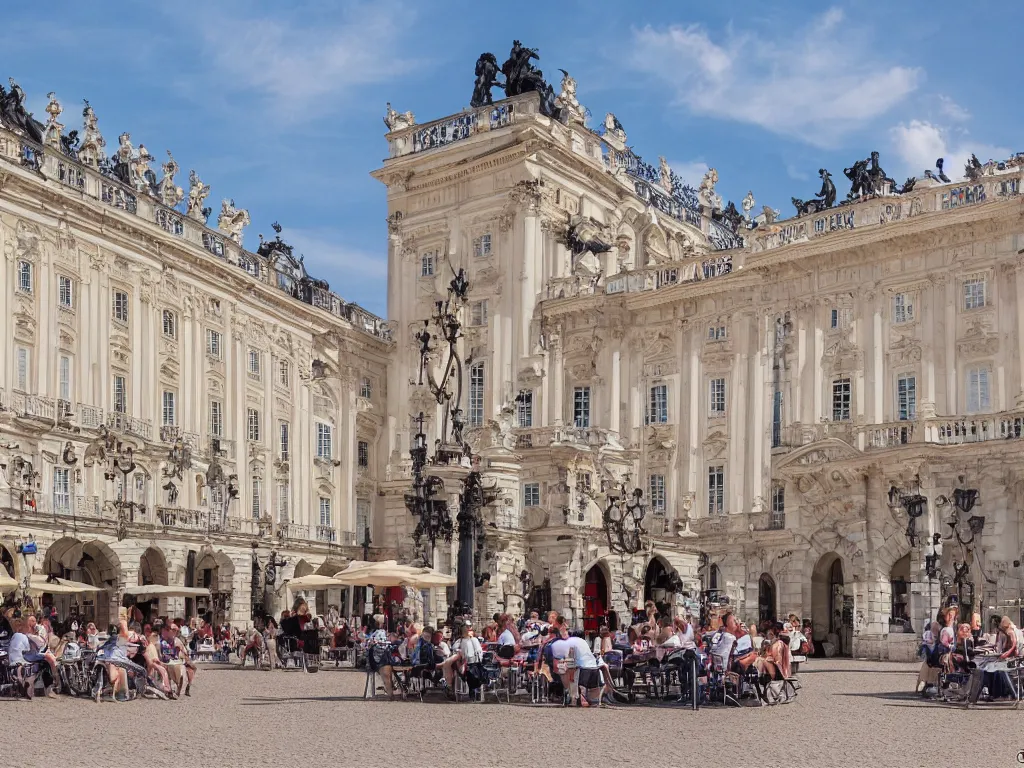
(758, 573, 777, 625)
(811, 552, 851, 656)
(582, 564, 608, 634)
(644, 556, 678, 617)
(195, 549, 234, 625)
(41, 537, 120, 629)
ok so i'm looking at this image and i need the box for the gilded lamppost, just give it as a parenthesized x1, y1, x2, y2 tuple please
(602, 479, 647, 555)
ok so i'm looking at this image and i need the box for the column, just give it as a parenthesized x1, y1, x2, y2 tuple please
(550, 333, 564, 426)
(750, 313, 766, 511)
(921, 279, 938, 416)
(1015, 266, 1024, 407)
(687, 338, 700, 496)
(795, 312, 809, 424)
(945, 278, 957, 413)
(872, 301, 884, 423)
(610, 346, 621, 438)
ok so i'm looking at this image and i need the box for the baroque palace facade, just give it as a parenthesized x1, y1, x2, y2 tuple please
(0, 88, 392, 629)
(376, 51, 1024, 659)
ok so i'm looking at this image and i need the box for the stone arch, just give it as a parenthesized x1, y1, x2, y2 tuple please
(43, 536, 87, 575)
(810, 551, 851, 656)
(195, 548, 235, 593)
(0, 541, 17, 581)
(139, 546, 169, 586)
(644, 554, 677, 610)
(581, 560, 611, 633)
(889, 552, 912, 628)
(758, 572, 778, 624)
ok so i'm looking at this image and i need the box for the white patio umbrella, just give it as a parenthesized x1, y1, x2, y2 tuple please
(122, 585, 212, 599)
(279, 574, 347, 592)
(0, 569, 18, 594)
(333, 561, 455, 589)
(26, 575, 105, 595)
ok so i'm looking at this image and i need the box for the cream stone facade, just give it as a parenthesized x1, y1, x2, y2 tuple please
(0, 96, 392, 629)
(377, 86, 1024, 658)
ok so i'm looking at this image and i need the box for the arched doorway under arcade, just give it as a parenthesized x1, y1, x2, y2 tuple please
(136, 546, 170, 621)
(811, 552, 852, 656)
(196, 549, 235, 625)
(42, 537, 120, 629)
(582, 563, 609, 634)
(758, 573, 777, 625)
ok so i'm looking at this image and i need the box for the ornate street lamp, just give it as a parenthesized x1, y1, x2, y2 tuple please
(887, 483, 928, 547)
(603, 480, 647, 555)
(935, 477, 988, 612)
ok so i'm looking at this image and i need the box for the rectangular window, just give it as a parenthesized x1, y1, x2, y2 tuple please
(277, 359, 290, 387)
(356, 499, 371, 541)
(206, 329, 222, 359)
(162, 310, 177, 339)
(277, 481, 289, 523)
(209, 400, 224, 437)
(279, 422, 290, 461)
(523, 482, 541, 507)
(247, 349, 261, 380)
(53, 467, 70, 513)
(573, 386, 591, 428)
(708, 466, 725, 516)
(649, 474, 666, 515)
(830, 307, 852, 330)
(162, 391, 176, 426)
(360, 378, 372, 399)
(247, 408, 261, 442)
(251, 477, 262, 519)
(316, 422, 333, 460)
(966, 366, 991, 413)
(771, 390, 783, 448)
(420, 251, 435, 277)
(830, 308, 839, 329)
(15, 348, 28, 391)
(517, 390, 533, 427)
(893, 293, 914, 324)
(58, 275, 74, 308)
(357, 440, 369, 468)
(58, 355, 71, 401)
(709, 378, 726, 415)
(897, 375, 917, 421)
(770, 485, 785, 529)
(963, 277, 986, 310)
(17, 260, 32, 293)
(468, 363, 485, 426)
(112, 290, 129, 324)
(113, 375, 127, 413)
(473, 233, 492, 257)
(707, 325, 727, 341)
(832, 378, 851, 421)
(470, 300, 489, 326)
(648, 384, 668, 424)
(319, 497, 332, 527)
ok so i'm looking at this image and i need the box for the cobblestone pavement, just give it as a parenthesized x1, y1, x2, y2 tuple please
(8, 659, 1023, 768)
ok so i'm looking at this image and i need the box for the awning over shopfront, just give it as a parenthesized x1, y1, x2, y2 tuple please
(26, 575, 106, 595)
(123, 585, 212, 599)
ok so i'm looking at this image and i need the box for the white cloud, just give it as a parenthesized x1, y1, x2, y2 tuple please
(285, 227, 387, 282)
(890, 120, 1009, 181)
(786, 164, 810, 181)
(627, 8, 922, 147)
(667, 159, 709, 187)
(198, 2, 418, 117)
(937, 95, 970, 122)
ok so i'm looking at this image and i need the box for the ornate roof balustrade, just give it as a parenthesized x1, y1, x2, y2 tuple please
(0, 126, 391, 344)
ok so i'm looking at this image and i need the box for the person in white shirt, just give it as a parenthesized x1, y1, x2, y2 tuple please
(710, 613, 738, 671)
(440, 623, 484, 695)
(561, 627, 612, 707)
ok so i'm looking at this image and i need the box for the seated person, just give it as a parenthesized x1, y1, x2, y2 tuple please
(761, 623, 792, 682)
(143, 631, 172, 696)
(562, 625, 611, 707)
(496, 613, 520, 660)
(945, 622, 975, 675)
(8, 618, 57, 698)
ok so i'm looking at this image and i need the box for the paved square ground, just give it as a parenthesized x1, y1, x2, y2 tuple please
(9, 659, 1023, 767)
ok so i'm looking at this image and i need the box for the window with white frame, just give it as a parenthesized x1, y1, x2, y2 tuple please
(357, 440, 369, 467)
(897, 374, 917, 421)
(16, 260, 32, 293)
(279, 422, 290, 461)
(468, 363, 485, 426)
(356, 499, 372, 541)
(708, 325, 727, 341)
(517, 390, 533, 427)
(112, 290, 129, 324)
(162, 391, 176, 426)
(420, 251, 435, 277)
(832, 378, 852, 421)
(573, 386, 591, 428)
(893, 293, 914, 324)
(649, 474, 666, 515)
(58, 275, 74, 308)
(206, 329, 222, 359)
(316, 422, 333, 460)
(58, 355, 71, 401)
(523, 482, 541, 507)
(830, 306, 852, 330)
(113, 374, 127, 413)
(15, 348, 28, 391)
(709, 378, 726, 415)
(360, 378, 372, 399)
(470, 300, 489, 326)
(53, 467, 70, 513)
(247, 349, 261, 380)
(162, 310, 177, 339)
(277, 359, 290, 387)
(247, 408, 261, 442)
(708, 465, 725, 516)
(209, 400, 224, 437)
(319, 497, 332, 527)
(251, 477, 262, 519)
(648, 384, 668, 424)
(209, 485, 224, 515)
(963, 277, 986, 310)
(770, 485, 785, 529)
(473, 233, 492, 257)
(966, 366, 991, 413)
(277, 481, 289, 522)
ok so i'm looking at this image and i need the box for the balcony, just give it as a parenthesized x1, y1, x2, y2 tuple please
(315, 525, 337, 544)
(280, 523, 310, 541)
(864, 422, 917, 449)
(160, 425, 182, 443)
(209, 436, 235, 461)
(9, 392, 55, 421)
(156, 506, 209, 532)
(926, 413, 1024, 445)
(107, 412, 153, 441)
(76, 403, 104, 430)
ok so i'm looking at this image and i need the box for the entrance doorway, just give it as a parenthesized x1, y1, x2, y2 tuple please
(811, 552, 852, 656)
(644, 557, 678, 618)
(758, 573, 777, 625)
(582, 565, 608, 634)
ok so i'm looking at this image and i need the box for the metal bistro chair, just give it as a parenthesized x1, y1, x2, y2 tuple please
(479, 651, 511, 703)
(706, 652, 741, 707)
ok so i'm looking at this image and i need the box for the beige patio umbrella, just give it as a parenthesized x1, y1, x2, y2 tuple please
(404, 568, 457, 589)
(278, 574, 347, 592)
(26, 575, 105, 595)
(333, 561, 455, 589)
(0, 569, 18, 594)
(122, 585, 212, 599)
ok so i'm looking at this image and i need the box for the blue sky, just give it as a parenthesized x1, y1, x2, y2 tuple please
(6, 1, 1019, 316)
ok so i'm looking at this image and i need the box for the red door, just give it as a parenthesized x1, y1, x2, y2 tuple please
(583, 566, 607, 634)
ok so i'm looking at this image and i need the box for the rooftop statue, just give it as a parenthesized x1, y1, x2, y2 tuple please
(601, 112, 626, 150)
(111, 132, 135, 186)
(186, 169, 211, 222)
(791, 168, 836, 216)
(697, 168, 722, 212)
(741, 191, 755, 220)
(158, 150, 185, 208)
(716, 201, 745, 234)
(77, 99, 106, 168)
(845, 150, 895, 199)
(132, 144, 158, 195)
(217, 198, 251, 246)
(383, 102, 415, 132)
(498, 41, 561, 119)
(934, 158, 952, 184)
(556, 69, 586, 124)
(42, 92, 64, 151)
(470, 53, 502, 108)
(965, 153, 983, 182)
(0, 78, 43, 144)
